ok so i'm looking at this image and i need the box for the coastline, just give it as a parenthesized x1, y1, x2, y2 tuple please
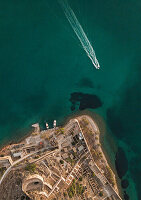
(0, 128, 33, 156)
(62, 110, 123, 198)
(75, 112, 123, 198)
(0, 111, 123, 199)
(77, 115, 119, 193)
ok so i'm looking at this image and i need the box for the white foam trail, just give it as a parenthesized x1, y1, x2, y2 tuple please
(59, 0, 100, 69)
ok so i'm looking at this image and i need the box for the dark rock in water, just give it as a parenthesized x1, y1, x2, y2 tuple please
(115, 147, 128, 179)
(77, 77, 94, 88)
(71, 105, 76, 111)
(131, 161, 141, 200)
(121, 179, 129, 189)
(70, 92, 102, 111)
(124, 191, 130, 200)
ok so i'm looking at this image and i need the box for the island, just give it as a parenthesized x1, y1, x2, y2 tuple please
(0, 115, 122, 200)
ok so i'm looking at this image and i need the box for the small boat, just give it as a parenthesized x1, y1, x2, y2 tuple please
(53, 120, 56, 128)
(46, 122, 49, 129)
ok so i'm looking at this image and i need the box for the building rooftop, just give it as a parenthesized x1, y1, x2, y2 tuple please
(79, 132, 83, 140)
(72, 147, 77, 152)
(64, 148, 68, 153)
(78, 145, 84, 152)
(62, 153, 69, 159)
(70, 154, 74, 160)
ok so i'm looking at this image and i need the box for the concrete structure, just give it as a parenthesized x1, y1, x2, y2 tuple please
(62, 153, 68, 159)
(0, 156, 13, 168)
(32, 123, 40, 132)
(22, 174, 44, 193)
(79, 132, 83, 140)
(26, 135, 42, 145)
(64, 148, 68, 153)
(72, 147, 77, 153)
(70, 154, 74, 159)
(78, 145, 84, 152)
(12, 151, 23, 158)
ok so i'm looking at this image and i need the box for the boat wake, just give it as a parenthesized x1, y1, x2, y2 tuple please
(58, 0, 100, 69)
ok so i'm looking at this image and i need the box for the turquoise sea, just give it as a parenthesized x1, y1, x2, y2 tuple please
(0, 0, 140, 199)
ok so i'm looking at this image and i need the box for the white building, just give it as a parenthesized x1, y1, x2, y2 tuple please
(78, 145, 84, 152)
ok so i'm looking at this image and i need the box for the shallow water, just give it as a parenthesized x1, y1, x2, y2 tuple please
(0, 0, 141, 199)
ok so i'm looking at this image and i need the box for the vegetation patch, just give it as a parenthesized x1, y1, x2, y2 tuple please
(67, 179, 85, 198)
(25, 163, 36, 173)
(99, 191, 103, 197)
(66, 158, 75, 166)
(60, 159, 64, 164)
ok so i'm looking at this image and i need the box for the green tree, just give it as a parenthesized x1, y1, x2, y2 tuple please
(63, 192, 67, 197)
(92, 172, 95, 177)
(79, 177, 82, 181)
(68, 191, 73, 198)
(60, 159, 64, 164)
(99, 191, 103, 197)
(25, 163, 36, 173)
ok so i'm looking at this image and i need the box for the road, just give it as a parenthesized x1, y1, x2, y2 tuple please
(0, 151, 39, 185)
(0, 147, 57, 185)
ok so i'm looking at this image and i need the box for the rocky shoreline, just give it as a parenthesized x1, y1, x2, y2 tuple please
(76, 115, 120, 195)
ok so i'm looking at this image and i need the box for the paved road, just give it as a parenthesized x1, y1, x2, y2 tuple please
(0, 151, 39, 185)
(0, 147, 55, 185)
